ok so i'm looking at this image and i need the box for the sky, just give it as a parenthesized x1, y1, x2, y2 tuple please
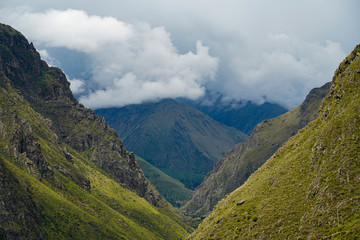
(0, 0, 359, 109)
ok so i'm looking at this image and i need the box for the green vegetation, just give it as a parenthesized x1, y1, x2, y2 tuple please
(159, 168, 206, 192)
(0, 23, 190, 239)
(181, 81, 330, 220)
(95, 99, 248, 189)
(136, 155, 193, 207)
(188, 45, 360, 239)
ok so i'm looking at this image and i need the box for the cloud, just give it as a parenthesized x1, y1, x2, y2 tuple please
(1, 8, 133, 52)
(0, 1, 357, 109)
(222, 34, 346, 109)
(37, 49, 58, 66)
(80, 40, 218, 108)
(0, 8, 218, 108)
(68, 78, 85, 95)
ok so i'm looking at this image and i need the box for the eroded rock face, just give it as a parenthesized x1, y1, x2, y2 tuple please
(0, 23, 165, 207)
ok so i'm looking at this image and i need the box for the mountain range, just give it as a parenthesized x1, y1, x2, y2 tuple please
(179, 97, 287, 135)
(1, 22, 359, 239)
(188, 44, 360, 239)
(181, 81, 331, 221)
(0, 23, 190, 239)
(95, 99, 248, 189)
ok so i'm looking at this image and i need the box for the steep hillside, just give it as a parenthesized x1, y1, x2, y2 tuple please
(188, 45, 360, 239)
(95, 99, 248, 189)
(181, 82, 330, 220)
(136, 155, 193, 207)
(0, 23, 190, 239)
(181, 97, 287, 134)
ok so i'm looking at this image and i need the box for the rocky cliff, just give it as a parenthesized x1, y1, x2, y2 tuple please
(188, 44, 360, 239)
(0, 23, 190, 239)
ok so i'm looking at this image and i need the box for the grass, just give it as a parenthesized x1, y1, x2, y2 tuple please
(181, 82, 330, 219)
(0, 87, 190, 239)
(0, 30, 191, 238)
(188, 45, 360, 239)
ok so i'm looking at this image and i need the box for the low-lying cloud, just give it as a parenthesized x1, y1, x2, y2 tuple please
(1, 8, 218, 109)
(223, 34, 345, 108)
(0, 3, 354, 109)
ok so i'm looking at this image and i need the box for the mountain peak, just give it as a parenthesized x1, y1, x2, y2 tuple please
(95, 98, 249, 189)
(0, 23, 190, 239)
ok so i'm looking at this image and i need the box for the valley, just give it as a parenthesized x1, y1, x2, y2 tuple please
(0, 21, 359, 240)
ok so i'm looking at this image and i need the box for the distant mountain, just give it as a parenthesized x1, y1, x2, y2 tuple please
(179, 96, 287, 135)
(187, 45, 360, 239)
(95, 99, 248, 189)
(136, 155, 193, 207)
(181, 81, 330, 221)
(0, 23, 190, 239)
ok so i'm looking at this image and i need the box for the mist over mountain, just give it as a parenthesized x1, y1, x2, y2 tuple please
(178, 93, 288, 135)
(1, 1, 355, 110)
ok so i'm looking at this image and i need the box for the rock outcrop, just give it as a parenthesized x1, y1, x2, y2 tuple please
(0, 23, 190, 239)
(0, 23, 162, 207)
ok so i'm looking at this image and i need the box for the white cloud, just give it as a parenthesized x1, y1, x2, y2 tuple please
(80, 40, 218, 109)
(68, 78, 85, 94)
(2, 8, 133, 52)
(0, 8, 218, 108)
(221, 35, 346, 109)
(37, 49, 58, 66)
(0, 1, 357, 109)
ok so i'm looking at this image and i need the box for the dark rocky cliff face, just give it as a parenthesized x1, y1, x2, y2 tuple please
(181, 81, 330, 222)
(0, 23, 191, 239)
(0, 23, 163, 206)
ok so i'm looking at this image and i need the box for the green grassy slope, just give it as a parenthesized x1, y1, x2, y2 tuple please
(136, 155, 193, 207)
(181, 82, 330, 221)
(187, 45, 360, 239)
(95, 99, 248, 189)
(0, 23, 190, 239)
(0, 83, 190, 239)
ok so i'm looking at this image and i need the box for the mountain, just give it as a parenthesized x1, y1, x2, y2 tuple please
(0, 23, 190, 239)
(181, 82, 330, 221)
(95, 99, 248, 189)
(179, 96, 288, 135)
(187, 45, 360, 239)
(136, 155, 193, 207)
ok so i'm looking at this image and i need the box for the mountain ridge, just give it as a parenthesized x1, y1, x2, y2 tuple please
(95, 98, 248, 189)
(181, 81, 330, 220)
(0, 23, 190, 239)
(187, 44, 360, 239)
(178, 96, 288, 135)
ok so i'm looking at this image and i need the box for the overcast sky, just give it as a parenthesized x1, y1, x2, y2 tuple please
(0, 0, 359, 109)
